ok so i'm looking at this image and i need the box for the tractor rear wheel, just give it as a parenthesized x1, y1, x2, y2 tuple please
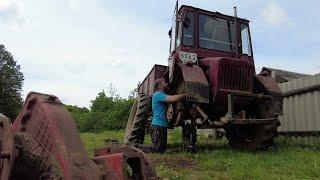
(124, 94, 150, 144)
(225, 121, 279, 151)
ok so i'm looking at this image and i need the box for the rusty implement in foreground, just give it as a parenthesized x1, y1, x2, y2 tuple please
(0, 92, 158, 180)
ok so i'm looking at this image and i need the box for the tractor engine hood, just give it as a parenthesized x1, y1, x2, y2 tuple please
(200, 57, 255, 101)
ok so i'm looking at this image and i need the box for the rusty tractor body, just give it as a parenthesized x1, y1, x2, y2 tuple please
(0, 92, 158, 180)
(125, 5, 282, 150)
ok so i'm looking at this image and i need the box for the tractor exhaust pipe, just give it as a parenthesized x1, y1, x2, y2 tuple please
(234, 6, 239, 59)
(173, 0, 179, 49)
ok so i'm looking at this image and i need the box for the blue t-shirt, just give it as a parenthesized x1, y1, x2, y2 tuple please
(151, 91, 168, 127)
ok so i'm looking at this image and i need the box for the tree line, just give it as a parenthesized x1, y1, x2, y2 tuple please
(66, 86, 136, 132)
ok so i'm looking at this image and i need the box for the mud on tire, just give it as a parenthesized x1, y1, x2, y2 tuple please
(124, 94, 150, 144)
(225, 121, 280, 151)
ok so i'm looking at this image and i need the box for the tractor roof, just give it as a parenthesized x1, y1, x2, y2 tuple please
(179, 5, 250, 23)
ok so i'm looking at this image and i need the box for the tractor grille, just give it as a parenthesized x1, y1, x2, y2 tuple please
(219, 63, 253, 91)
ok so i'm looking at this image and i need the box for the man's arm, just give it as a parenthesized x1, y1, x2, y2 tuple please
(165, 94, 186, 103)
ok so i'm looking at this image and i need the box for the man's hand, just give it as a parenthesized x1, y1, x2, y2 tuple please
(165, 93, 186, 103)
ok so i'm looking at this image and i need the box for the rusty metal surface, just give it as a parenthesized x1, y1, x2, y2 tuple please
(254, 75, 283, 117)
(138, 64, 168, 96)
(178, 63, 209, 103)
(256, 75, 282, 94)
(279, 75, 320, 133)
(262, 67, 311, 83)
(12, 92, 102, 180)
(0, 92, 159, 180)
(219, 59, 254, 92)
(93, 153, 125, 180)
(0, 115, 15, 180)
(94, 144, 158, 180)
(200, 57, 255, 102)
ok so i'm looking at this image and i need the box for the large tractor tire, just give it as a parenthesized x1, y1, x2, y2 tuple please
(124, 94, 150, 144)
(225, 121, 279, 151)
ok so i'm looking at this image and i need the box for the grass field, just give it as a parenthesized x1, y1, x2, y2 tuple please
(80, 129, 320, 180)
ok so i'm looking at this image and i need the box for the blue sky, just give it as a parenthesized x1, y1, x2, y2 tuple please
(1, 0, 320, 107)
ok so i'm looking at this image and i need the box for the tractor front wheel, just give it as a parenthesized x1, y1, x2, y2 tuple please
(225, 121, 279, 151)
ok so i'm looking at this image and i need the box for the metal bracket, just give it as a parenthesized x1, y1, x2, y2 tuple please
(227, 94, 234, 121)
(93, 145, 158, 180)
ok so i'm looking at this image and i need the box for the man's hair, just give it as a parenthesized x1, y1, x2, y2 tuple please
(154, 78, 163, 91)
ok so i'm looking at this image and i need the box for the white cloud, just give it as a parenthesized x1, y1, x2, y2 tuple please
(68, 0, 97, 12)
(0, 0, 11, 8)
(0, 0, 26, 30)
(261, 2, 289, 25)
(111, 59, 124, 68)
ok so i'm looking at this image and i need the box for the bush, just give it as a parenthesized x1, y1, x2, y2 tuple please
(65, 90, 135, 132)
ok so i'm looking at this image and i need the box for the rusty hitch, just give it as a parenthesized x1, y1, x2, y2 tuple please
(94, 144, 158, 180)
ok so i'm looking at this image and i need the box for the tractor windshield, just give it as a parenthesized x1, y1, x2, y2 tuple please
(199, 14, 236, 52)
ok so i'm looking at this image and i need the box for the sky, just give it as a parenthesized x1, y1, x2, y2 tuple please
(1, 0, 320, 108)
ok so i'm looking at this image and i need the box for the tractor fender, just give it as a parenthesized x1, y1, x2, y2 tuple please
(254, 75, 283, 116)
(176, 63, 209, 103)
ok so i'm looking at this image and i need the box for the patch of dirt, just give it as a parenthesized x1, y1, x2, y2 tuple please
(150, 156, 197, 169)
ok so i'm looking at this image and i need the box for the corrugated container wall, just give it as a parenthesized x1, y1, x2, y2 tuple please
(278, 75, 320, 133)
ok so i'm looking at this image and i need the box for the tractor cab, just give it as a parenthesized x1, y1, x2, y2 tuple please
(168, 5, 256, 100)
(168, 5, 254, 71)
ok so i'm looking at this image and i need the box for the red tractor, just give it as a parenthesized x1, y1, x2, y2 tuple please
(125, 4, 282, 151)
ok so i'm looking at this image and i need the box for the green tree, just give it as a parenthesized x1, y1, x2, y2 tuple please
(65, 105, 91, 131)
(65, 86, 135, 132)
(0, 44, 24, 120)
(90, 90, 114, 112)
